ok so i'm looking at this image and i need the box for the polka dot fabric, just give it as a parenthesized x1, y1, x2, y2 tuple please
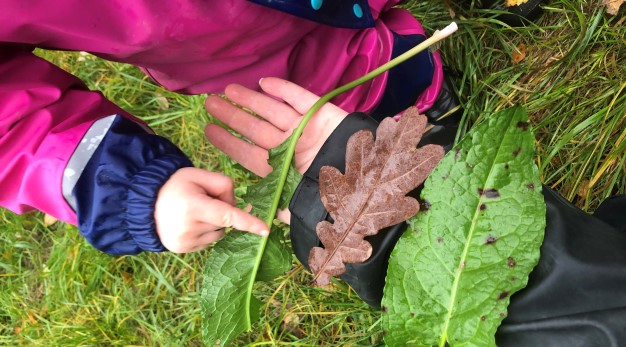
(248, 0, 375, 29)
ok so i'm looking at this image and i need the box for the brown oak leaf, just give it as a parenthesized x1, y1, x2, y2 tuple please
(309, 108, 445, 286)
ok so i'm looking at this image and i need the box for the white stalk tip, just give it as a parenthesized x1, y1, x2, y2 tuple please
(434, 22, 459, 40)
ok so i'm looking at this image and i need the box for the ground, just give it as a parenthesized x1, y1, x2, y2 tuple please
(1, 1, 624, 346)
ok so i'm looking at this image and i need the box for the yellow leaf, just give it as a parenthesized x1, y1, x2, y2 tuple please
(155, 93, 170, 110)
(507, 0, 529, 6)
(43, 214, 57, 226)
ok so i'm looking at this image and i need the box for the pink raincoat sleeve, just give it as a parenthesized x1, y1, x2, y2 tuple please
(0, 47, 192, 254)
(0, 47, 128, 224)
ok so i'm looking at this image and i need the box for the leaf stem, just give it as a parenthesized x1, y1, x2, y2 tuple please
(246, 22, 458, 328)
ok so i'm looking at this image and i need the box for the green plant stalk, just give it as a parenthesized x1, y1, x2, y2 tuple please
(244, 22, 459, 329)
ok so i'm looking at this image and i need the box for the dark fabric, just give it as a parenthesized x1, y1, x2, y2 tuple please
(73, 116, 193, 255)
(369, 33, 435, 121)
(247, 0, 375, 28)
(496, 187, 626, 346)
(464, 0, 546, 26)
(593, 194, 626, 233)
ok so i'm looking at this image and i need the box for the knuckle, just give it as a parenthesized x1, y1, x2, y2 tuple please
(223, 178, 234, 192)
(220, 211, 234, 228)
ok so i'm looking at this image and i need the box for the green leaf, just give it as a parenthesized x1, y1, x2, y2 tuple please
(201, 231, 262, 347)
(245, 138, 302, 220)
(255, 223, 292, 282)
(201, 136, 300, 346)
(246, 138, 299, 281)
(382, 106, 546, 346)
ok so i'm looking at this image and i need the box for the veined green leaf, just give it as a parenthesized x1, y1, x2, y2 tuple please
(382, 106, 546, 346)
(201, 231, 262, 346)
(201, 136, 300, 346)
(256, 223, 292, 282)
(246, 139, 299, 281)
(245, 138, 302, 221)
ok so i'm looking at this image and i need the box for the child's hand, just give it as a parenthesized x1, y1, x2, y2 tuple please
(204, 77, 348, 177)
(154, 167, 269, 253)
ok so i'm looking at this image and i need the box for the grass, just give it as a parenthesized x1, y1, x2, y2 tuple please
(1, 0, 624, 345)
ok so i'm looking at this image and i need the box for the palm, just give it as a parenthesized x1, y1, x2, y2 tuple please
(204, 78, 348, 177)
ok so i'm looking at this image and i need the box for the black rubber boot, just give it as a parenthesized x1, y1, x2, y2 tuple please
(496, 187, 626, 346)
(462, 0, 546, 26)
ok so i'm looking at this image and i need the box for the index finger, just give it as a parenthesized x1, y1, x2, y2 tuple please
(196, 196, 270, 237)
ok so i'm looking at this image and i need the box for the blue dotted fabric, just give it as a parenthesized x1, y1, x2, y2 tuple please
(247, 0, 375, 29)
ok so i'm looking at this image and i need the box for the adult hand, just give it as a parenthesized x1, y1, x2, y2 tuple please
(204, 77, 348, 177)
(154, 167, 269, 253)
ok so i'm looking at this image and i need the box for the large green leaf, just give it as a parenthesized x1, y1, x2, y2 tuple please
(246, 140, 298, 281)
(382, 106, 546, 346)
(245, 139, 302, 221)
(201, 136, 299, 346)
(201, 231, 262, 346)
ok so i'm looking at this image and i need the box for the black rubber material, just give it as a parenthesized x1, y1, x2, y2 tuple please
(462, 0, 546, 26)
(424, 68, 463, 125)
(496, 187, 626, 346)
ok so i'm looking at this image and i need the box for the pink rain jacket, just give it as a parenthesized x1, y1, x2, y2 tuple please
(0, 0, 442, 254)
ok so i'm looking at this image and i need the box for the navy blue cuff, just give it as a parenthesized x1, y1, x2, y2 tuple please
(126, 154, 193, 252)
(72, 116, 193, 255)
(247, 0, 374, 29)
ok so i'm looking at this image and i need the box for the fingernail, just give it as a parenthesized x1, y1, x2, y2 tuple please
(259, 78, 264, 86)
(260, 229, 269, 237)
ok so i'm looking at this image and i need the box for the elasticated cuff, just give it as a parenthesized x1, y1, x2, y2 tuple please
(126, 154, 193, 252)
(73, 115, 193, 255)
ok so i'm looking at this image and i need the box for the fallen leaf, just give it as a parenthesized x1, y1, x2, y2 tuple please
(27, 312, 37, 324)
(43, 214, 57, 227)
(442, 0, 456, 19)
(309, 108, 445, 286)
(603, 0, 625, 15)
(577, 179, 590, 198)
(155, 93, 169, 110)
(507, 0, 530, 6)
(281, 312, 304, 338)
(512, 43, 527, 64)
(121, 271, 133, 284)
